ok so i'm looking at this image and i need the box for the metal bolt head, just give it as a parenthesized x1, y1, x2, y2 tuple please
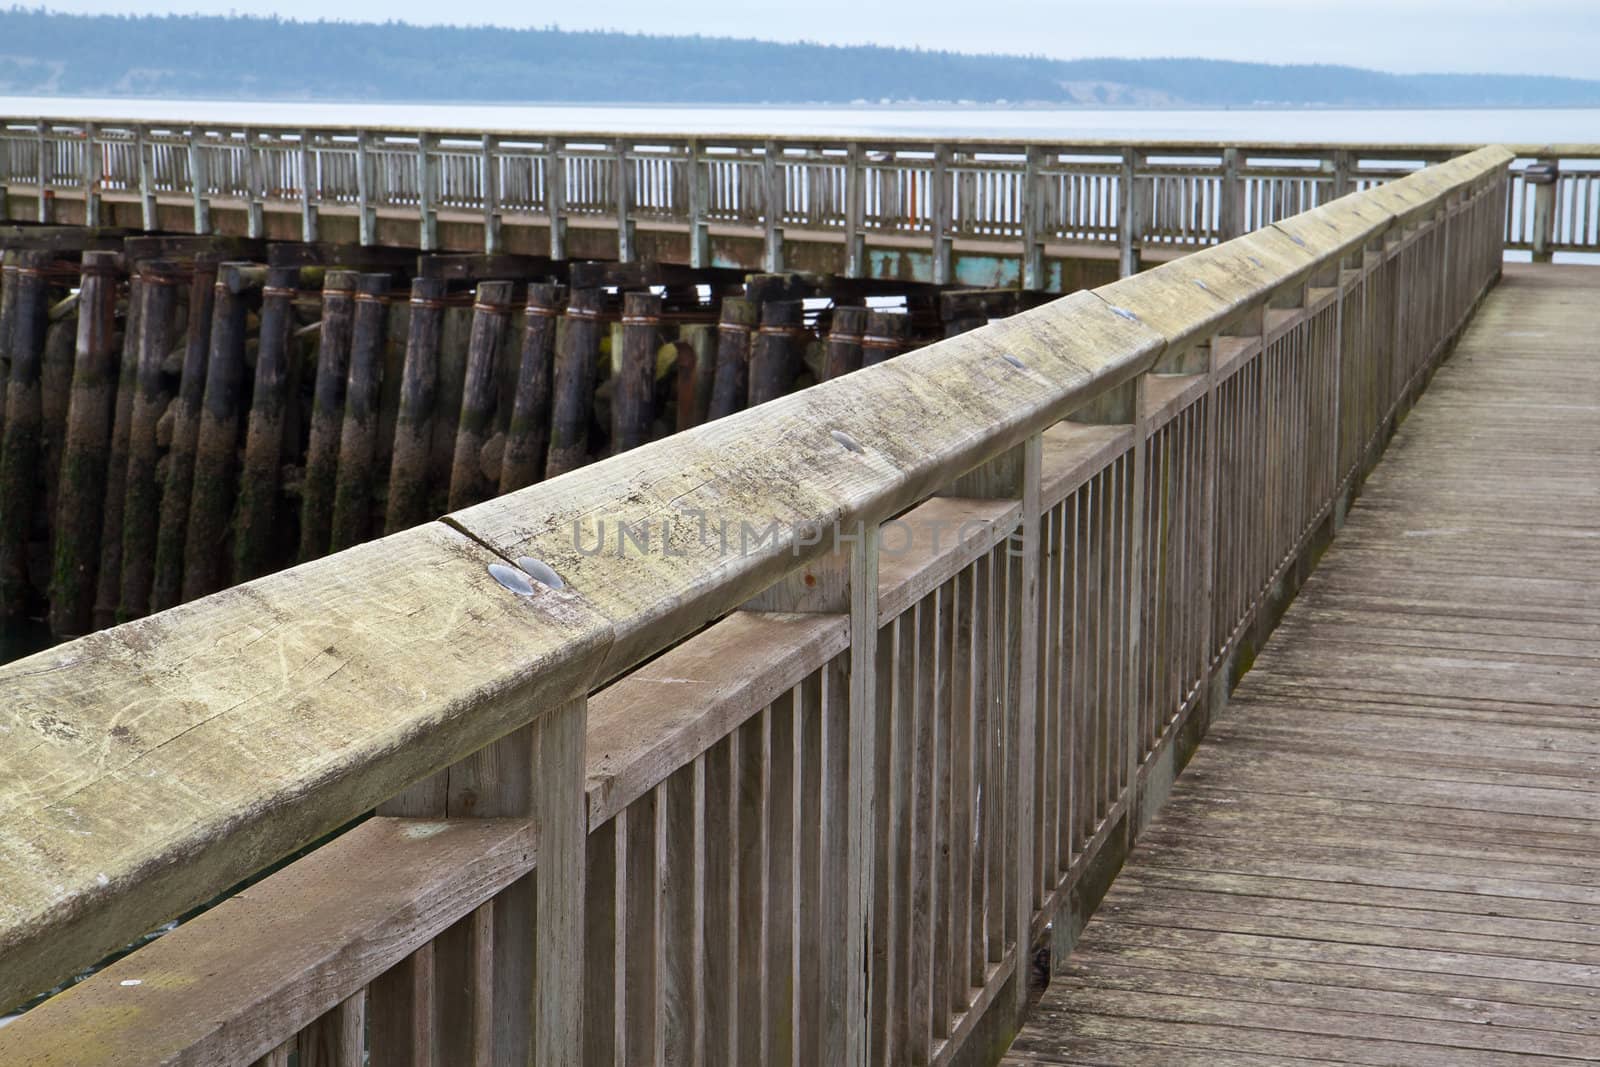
(488, 562, 534, 596)
(516, 556, 566, 590)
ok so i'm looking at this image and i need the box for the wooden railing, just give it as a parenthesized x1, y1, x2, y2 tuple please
(1, 120, 1565, 284)
(0, 145, 1512, 1066)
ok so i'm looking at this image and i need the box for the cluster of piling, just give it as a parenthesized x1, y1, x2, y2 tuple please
(0, 226, 1026, 644)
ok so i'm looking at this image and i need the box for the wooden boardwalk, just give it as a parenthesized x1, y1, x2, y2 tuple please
(1005, 263, 1600, 1066)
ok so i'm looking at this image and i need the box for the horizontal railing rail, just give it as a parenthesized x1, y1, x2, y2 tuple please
(0, 145, 1512, 1066)
(0, 120, 1566, 283)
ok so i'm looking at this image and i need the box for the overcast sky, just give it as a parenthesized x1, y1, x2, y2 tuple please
(31, 0, 1600, 80)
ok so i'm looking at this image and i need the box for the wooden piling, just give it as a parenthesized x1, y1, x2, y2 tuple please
(446, 280, 514, 511)
(40, 300, 77, 522)
(151, 260, 216, 613)
(674, 323, 716, 431)
(497, 282, 562, 494)
(91, 273, 143, 630)
(0, 251, 51, 618)
(823, 305, 867, 380)
(118, 261, 181, 623)
(232, 265, 299, 583)
(860, 309, 908, 366)
(329, 273, 391, 551)
(707, 296, 757, 421)
(544, 287, 603, 479)
(749, 299, 802, 407)
(384, 276, 447, 534)
(297, 270, 357, 561)
(181, 261, 262, 604)
(49, 250, 122, 637)
(611, 290, 661, 454)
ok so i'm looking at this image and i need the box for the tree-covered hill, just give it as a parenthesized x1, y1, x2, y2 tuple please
(2, 8, 1598, 107)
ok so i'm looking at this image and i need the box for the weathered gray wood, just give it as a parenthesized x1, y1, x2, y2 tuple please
(1010, 262, 1600, 1067)
(0, 817, 536, 1067)
(0, 520, 610, 1014)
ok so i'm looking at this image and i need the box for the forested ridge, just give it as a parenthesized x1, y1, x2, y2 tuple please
(2, 8, 1597, 107)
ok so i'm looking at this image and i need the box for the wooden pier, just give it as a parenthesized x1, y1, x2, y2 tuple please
(1005, 262, 1600, 1065)
(4, 122, 1599, 288)
(0, 140, 1594, 1067)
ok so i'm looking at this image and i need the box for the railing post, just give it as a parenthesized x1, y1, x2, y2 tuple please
(1118, 148, 1142, 277)
(35, 120, 47, 223)
(843, 523, 879, 1067)
(135, 124, 155, 235)
(483, 135, 501, 254)
(299, 130, 318, 243)
(763, 139, 784, 272)
(418, 132, 438, 252)
(932, 144, 952, 285)
(243, 128, 264, 239)
(1220, 146, 1243, 240)
(1022, 145, 1044, 290)
(355, 130, 375, 247)
(687, 138, 709, 269)
(81, 121, 101, 227)
(547, 138, 566, 261)
(846, 142, 865, 278)
(188, 127, 209, 234)
(534, 696, 589, 1066)
(376, 688, 588, 1066)
(1531, 155, 1556, 263)
(1332, 148, 1354, 199)
(616, 138, 635, 263)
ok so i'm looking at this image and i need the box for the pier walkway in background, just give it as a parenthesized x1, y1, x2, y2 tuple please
(1005, 263, 1600, 1065)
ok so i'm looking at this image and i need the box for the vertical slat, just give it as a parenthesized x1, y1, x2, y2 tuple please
(371, 942, 436, 1067)
(300, 991, 365, 1067)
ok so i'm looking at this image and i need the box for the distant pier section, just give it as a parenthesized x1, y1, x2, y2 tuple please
(3, 121, 1597, 288)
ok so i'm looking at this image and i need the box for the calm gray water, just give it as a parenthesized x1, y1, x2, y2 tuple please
(3, 97, 1600, 144)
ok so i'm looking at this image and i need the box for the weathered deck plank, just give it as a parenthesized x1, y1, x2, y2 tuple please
(1005, 263, 1600, 1065)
